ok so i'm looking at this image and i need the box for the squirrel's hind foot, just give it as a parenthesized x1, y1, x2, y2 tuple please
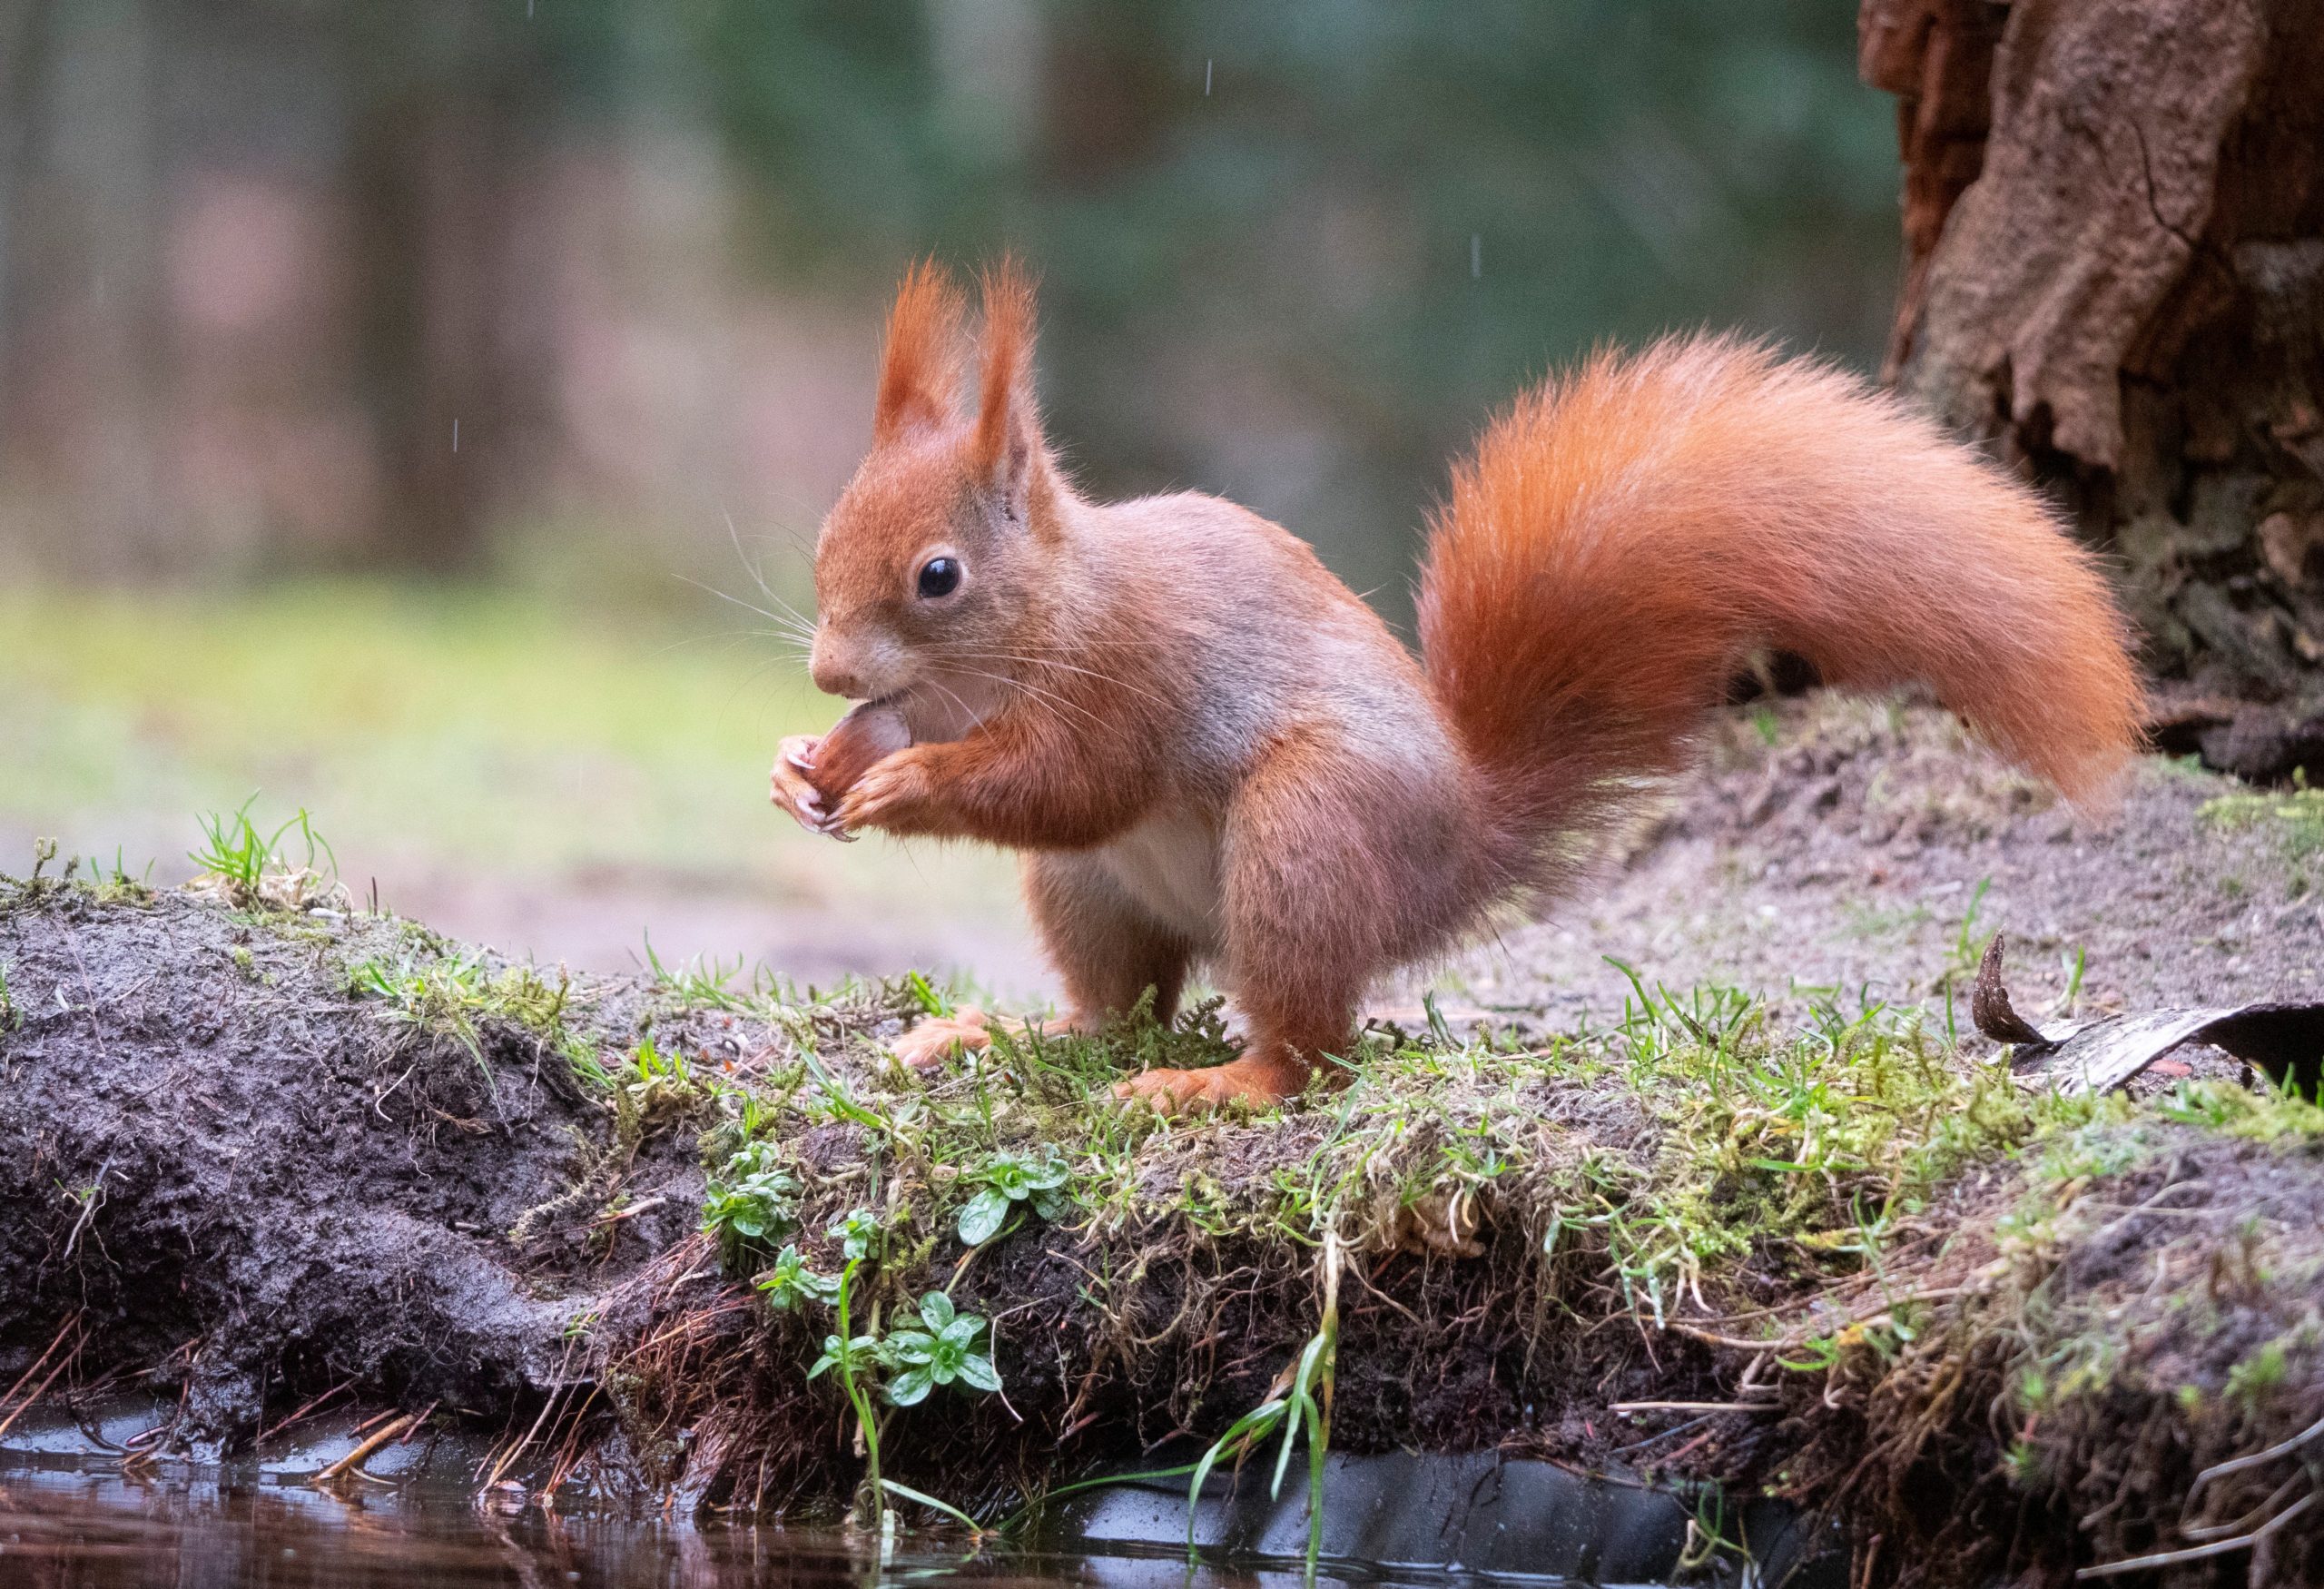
(1115, 1051, 1311, 1113)
(891, 1005, 995, 1069)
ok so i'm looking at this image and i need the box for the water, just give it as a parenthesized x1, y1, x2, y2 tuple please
(2, 1403, 1817, 1586)
(0, 1467, 1396, 1589)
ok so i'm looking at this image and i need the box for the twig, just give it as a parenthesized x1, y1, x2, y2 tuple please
(312, 1409, 424, 1487)
(1665, 1286, 1972, 1354)
(2182, 1472, 2307, 1544)
(482, 1377, 575, 1490)
(60, 1158, 113, 1263)
(0, 1316, 79, 1416)
(591, 1195, 668, 1228)
(0, 1327, 81, 1444)
(1610, 1400, 1779, 1415)
(2187, 1412, 2324, 1505)
(256, 1376, 357, 1445)
(1612, 1411, 1718, 1455)
(2075, 1490, 2315, 1580)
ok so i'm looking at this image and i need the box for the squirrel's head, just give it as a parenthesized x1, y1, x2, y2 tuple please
(809, 261, 1058, 734)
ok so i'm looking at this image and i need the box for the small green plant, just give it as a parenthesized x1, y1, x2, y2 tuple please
(189, 797, 338, 908)
(2201, 773, 2324, 859)
(812, 1257, 887, 1527)
(830, 1206, 885, 1262)
(1932, 876, 1994, 1039)
(0, 958, 15, 1032)
(644, 934, 758, 1013)
(902, 970, 952, 1018)
(2224, 1339, 2290, 1407)
(878, 1292, 1000, 1406)
(956, 1148, 1073, 1245)
(1185, 1244, 1340, 1570)
(350, 949, 491, 1057)
(808, 1319, 884, 1385)
(1676, 1485, 1747, 1575)
(616, 1035, 694, 1110)
(700, 1142, 800, 1264)
(754, 1244, 841, 1311)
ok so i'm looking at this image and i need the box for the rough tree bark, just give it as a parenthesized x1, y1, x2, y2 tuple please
(1861, 0, 2324, 782)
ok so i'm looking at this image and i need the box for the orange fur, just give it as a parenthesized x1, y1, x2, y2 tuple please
(970, 258, 1039, 484)
(1416, 337, 2143, 905)
(872, 261, 966, 445)
(780, 275, 2144, 1113)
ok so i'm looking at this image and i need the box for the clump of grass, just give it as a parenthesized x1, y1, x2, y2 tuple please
(188, 797, 343, 912)
(348, 934, 605, 1088)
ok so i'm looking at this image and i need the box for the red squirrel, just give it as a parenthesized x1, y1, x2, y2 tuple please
(771, 262, 2142, 1111)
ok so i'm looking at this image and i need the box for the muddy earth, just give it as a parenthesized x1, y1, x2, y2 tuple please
(3, 701, 2321, 1587)
(1417, 697, 2322, 1029)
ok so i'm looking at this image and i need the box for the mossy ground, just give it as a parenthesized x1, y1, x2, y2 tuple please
(5, 781, 2323, 1584)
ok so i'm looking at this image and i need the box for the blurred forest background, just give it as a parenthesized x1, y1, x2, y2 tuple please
(0, 0, 1900, 989)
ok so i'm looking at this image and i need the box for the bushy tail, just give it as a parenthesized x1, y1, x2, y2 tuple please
(1416, 334, 2142, 894)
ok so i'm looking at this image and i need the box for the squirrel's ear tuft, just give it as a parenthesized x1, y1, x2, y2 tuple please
(970, 257, 1045, 513)
(873, 261, 967, 446)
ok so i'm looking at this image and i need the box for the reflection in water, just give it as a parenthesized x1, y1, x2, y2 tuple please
(0, 1469, 1452, 1589)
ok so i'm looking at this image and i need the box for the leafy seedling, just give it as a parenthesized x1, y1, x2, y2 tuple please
(830, 1206, 887, 1263)
(754, 1244, 841, 1311)
(879, 1291, 1000, 1406)
(808, 1327, 883, 1385)
(957, 1148, 1072, 1246)
(700, 1142, 800, 1264)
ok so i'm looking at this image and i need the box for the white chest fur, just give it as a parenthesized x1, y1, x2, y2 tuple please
(1098, 811, 1223, 947)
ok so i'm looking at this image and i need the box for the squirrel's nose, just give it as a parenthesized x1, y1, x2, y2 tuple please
(810, 656, 860, 698)
(809, 637, 862, 699)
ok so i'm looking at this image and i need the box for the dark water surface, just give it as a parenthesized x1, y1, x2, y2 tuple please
(0, 1467, 1598, 1589)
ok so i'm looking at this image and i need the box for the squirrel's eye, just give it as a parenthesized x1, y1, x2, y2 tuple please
(916, 557, 961, 599)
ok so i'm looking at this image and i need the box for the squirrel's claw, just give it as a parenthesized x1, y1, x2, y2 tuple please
(770, 734, 839, 836)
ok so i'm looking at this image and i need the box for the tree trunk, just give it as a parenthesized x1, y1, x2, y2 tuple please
(1861, 0, 2324, 782)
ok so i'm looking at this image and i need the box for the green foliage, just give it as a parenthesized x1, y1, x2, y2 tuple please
(2201, 775, 2324, 859)
(754, 1244, 842, 1311)
(2224, 1339, 2289, 1408)
(807, 1325, 883, 1385)
(1187, 1298, 1336, 1570)
(687, 2, 1896, 607)
(348, 943, 603, 1093)
(613, 1035, 697, 1113)
(2202, 773, 2324, 895)
(902, 970, 951, 1019)
(830, 1206, 886, 1263)
(189, 797, 338, 909)
(956, 1147, 1073, 1245)
(700, 1141, 801, 1261)
(0, 958, 15, 1033)
(879, 1292, 999, 1406)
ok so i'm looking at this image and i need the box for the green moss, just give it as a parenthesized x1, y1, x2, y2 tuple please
(681, 971, 2082, 1375)
(346, 931, 606, 1084)
(2200, 778, 2324, 864)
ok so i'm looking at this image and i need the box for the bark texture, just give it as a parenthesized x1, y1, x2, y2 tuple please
(1862, 0, 2324, 781)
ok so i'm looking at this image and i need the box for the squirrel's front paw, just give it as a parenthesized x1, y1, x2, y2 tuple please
(770, 735, 850, 840)
(832, 748, 933, 836)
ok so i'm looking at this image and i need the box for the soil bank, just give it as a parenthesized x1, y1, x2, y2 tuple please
(3, 706, 2322, 1587)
